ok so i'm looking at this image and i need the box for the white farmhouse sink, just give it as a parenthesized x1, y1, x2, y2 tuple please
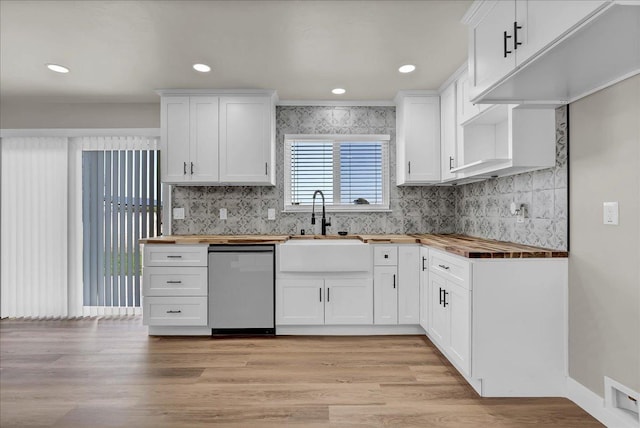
(279, 239, 371, 272)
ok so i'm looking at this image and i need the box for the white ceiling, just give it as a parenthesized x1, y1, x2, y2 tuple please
(0, 0, 472, 103)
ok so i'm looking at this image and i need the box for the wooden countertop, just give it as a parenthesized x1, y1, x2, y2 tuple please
(139, 235, 290, 244)
(140, 234, 568, 258)
(412, 234, 568, 259)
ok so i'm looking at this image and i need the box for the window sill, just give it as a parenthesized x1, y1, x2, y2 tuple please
(283, 205, 391, 214)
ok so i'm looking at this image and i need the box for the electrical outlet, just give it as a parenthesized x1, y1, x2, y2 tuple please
(219, 208, 227, 220)
(603, 202, 619, 225)
(173, 207, 185, 220)
(267, 208, 276, 220)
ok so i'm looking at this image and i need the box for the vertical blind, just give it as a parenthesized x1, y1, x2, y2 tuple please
(286, 137, 389, 209)
(1, 137, 69, 318)
(80, 136, 160, 314)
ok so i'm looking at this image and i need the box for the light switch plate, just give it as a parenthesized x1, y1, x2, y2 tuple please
(603, 202, 619, 225)
(173, 207, 185, 220)
(219, 208, 227, 220)
(268, 208, 276, 220)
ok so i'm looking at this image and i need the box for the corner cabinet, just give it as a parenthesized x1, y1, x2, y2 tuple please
(395, 92, 441, 185)
(158, 90, 277, 186)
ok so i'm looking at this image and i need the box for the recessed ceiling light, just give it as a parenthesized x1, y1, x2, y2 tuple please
(331, 88, 346, 95)
(398, 64, 416, 73)
(46, 64, 70, 73)
(193, 63, 211, 73)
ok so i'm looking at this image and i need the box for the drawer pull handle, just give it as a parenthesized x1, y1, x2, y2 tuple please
(438, 264, 450, 270)
(166, 255, 183, 259)
(166, 310, 182, 314)
(166, 280, 182, 284)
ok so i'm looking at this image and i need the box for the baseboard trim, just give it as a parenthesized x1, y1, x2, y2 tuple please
(566, 377, 639, 428)
(276, 324, 426, 336)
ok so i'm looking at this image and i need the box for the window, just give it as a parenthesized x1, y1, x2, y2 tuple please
(284, 134, 390, 211)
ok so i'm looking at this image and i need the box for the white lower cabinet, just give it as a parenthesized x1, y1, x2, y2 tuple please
(419, 247, 429, 331)
(142, 244, 209, 327)
(276, 277, 373, 325)
(373, 245, 420, 325)
(424, 246, 567, 397)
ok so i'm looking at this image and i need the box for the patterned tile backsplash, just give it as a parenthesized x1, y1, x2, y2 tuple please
(171, 105, 567, 250)
(454, 106, 568, 250)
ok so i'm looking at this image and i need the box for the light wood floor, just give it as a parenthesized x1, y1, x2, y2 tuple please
(1, 318, 601, 428)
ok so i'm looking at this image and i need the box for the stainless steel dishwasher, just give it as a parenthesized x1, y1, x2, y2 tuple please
(208, 245, 275, 335)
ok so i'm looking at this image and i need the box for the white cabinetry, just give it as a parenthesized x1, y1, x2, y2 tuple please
(464, 0, 637, 103)
(142, 244, 208, 327)
(161, 96, 219, 183)
(427, 250, 472, 376)
(277, 277, 373, 325)
(395, 93, 441, 185)
(440, 82, 458, 182)
(422, 245, 568, 397)
(219, 96, 274, 184)
(419, 246, 429, 331)
(158, 90, 276, 185)
(373, 245, 420, 325)
(452, 104, 555, 178)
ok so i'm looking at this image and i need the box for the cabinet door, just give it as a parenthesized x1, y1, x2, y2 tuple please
(374, 266, 398, 325)
(447, 282, 471, 376)
(514, 0, 607, 66)
(440, 83, 458, 181)
(219, 96, 272, 184)
(324, 279, 373, 325)
(189, 96, 219, 182)
(276, 279, 324, 325)
(401, 96, 441, 183)
(428, 273, 449, 348)
(161, 96, 190, 183)
(419, 247, 429, 331)
(398, 246, 420, 324)
(471, 0, 516, 95)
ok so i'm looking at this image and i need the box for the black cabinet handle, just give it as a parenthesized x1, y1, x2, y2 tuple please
(319, 287, 322, 302)
(183, 161, 187, 175)
(422, 257, 427, 271)
(166, 310, 182, 314)
(166, 255, 183, 259)
(438, 264, 450, 270)
(393, 274, 396, 289)
(443, 290, 449, 307)
(327, 287, 330, 302)
(408, 161, 411, 174)
(514, 21, 522, 49)
(166, 280, 182, 284)
(265, 162, 268, 175)
(503, 31, 512, 58)
(190, 162, 194, 175)
(449, 156, 454, 170)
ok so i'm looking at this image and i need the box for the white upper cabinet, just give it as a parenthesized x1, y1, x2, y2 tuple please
(219, 96, 275, 185)
(395, 93, 441, 185)
(440, 82, 458, 182)
(464, 0, 638, 103)
(453, 104, 555, 178)
(158, 90, 276, 186)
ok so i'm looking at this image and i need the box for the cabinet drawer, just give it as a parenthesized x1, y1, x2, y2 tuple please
(429, 249, 471, 289)
(144, 245, 208, 267)
(143, 296, 208, 326)
(374, 246, 398, 266)
(143, 267, 207, 297)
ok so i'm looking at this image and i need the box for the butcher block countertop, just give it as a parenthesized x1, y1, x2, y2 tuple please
(412, 234, 568, 259)
(140, 234, 567, 258)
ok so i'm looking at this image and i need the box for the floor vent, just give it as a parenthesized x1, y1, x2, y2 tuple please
(605, 376, 639, 427)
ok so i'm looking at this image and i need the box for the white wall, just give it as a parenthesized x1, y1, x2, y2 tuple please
(0, 101, 160, 129)
(569, 74, 640, 396)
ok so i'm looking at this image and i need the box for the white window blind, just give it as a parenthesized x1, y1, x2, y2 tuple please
(285, 134, 390, 212)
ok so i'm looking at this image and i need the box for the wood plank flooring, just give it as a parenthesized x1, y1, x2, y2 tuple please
(1, 318, 602, 427)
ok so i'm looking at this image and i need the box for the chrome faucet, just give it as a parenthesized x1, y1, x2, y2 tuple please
(311, 190, 331, 236)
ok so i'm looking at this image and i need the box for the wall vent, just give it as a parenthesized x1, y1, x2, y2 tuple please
(605, 376, 639, 427)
